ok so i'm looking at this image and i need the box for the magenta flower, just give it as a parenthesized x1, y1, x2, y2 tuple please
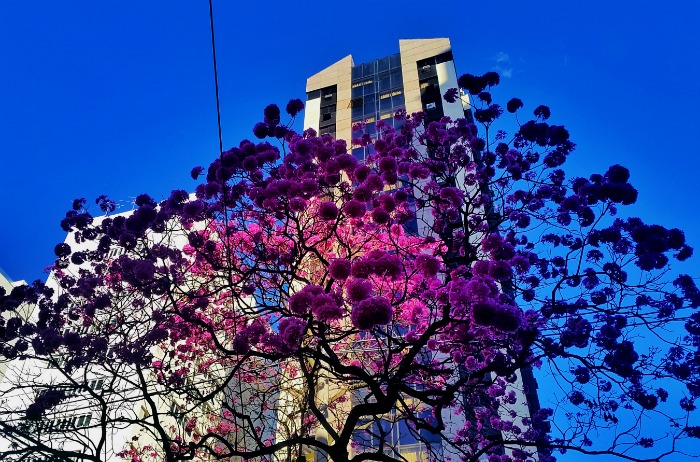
(415, 254, 440, 277)
(190, 166, 204, 180)
(286, 98, 305, 117)
(311, 293, 343, 322)
(278, 317, 307, 350)
(351, 296, 393, 330)
(318, 201, 339, 220)
(443, 88, 459, 103)
(288, 284, 323, 315)
(506, 98, 523, 113)
(343, 199, 366, 219)
(329, 259, 352, 280)
(346, 279, 372, 302)
(253, 123, 269, 139)
(263, 104, 281, 125)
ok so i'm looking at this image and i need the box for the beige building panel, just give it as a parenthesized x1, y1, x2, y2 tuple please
(337, 128, 352, 144)
(399, 38, 453, 114)
(306, 55, 354, 92)
(399, 38, 451, 59)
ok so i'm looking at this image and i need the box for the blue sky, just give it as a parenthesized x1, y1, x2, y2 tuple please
(2, 1, 699, 283)
(1, 1, 699, 459)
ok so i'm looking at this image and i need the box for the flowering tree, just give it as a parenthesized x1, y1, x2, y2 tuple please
(1, 74, 699, 462)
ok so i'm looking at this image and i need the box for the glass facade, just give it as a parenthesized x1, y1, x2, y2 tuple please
(352, 411, 442, 462)
(350, 53, 405, 163)
(348, 53, 418, 235)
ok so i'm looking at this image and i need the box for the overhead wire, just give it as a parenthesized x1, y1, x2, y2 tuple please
(208, 0, 224, 156)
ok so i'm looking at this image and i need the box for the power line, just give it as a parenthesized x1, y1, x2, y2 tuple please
(208, 0, 224, 156)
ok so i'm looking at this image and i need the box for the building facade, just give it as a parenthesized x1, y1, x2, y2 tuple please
(302, 38, 543, 462)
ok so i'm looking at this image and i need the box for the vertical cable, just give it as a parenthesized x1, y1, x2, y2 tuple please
(208, 0, 223, 156)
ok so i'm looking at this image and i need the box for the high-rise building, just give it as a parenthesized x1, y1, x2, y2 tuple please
(304, 38, 470, 147)
(303, 38, 472, 239)
(302, 38, 544, 461)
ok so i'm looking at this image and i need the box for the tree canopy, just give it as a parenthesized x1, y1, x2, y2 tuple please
(1, 73, 699, 462)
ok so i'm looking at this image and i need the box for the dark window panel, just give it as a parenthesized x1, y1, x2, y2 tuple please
(352, 148, 365, 162)
(352, 105, 363, 119)
(352, 85, 363, 99)
(418, 63, 437, 80)
(378, 56, 391, 73)
(378, 77, 391, 92)
(391, 70, 403, 89)
(320, 85, 337, 108)
(435, 50, 454, 64)
(389, 53, 401, 69)
(380, 97, 392, 112)
(362, 61, 375, 77)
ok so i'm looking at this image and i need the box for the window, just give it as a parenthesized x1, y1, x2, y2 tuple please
(76, 414, 91, 427)
(89, 378, 104, 390)
(377, 56, 391, 73)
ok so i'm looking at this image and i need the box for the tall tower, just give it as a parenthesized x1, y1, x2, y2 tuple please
(303, 38, 472, 238)
(301, 39, 544, 461)
(303, 38, 470, 154)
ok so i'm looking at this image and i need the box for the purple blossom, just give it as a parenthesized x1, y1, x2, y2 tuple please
(378, 156, 397, 173)
(54, 243, 71, 258)
(95, 195, 116, 213)
(473, 302, 521, 332)
(311, 293, 343, 322)
(253, 123, 269, 139)
(506, 98, 523, 113)
(263, 104, 280, 125)
(286, 98, 305, 117)
(371, 207, 390, 224)
(474, 105, 503, 124)
(354, 164, 371, 183)
(190, 166, 204, 180)
(346, 279, 372, 302)
(278, 317, 307, 350)
(372, 253, 403, 279)
(483, 71, 500, 86)
(72, 198, 86, 211)
(274, 125, 289, 138)
(351, 259, 373, 279)
(289, 197, 307, 212)
(478, 91, 492, 105)
(318, 201, 339, 220)
(415, 254, 440, 277)
(605, 164, 630, 183)
(488, 261, 513, 281)
(376, 195, 395, 213)
(242, 156, 258, 172)
(439, 187, 464, 208)
(133, 260, 156, 282)
(343, 199, 366, 218)
(288, 285, 323, 315)
(351, 296, 393, 330)
(457, 73, 487, 95)
(443, 88, 459, 103)
(329, 259, 352, 280)
(533, 105, 551, 120)
(569, 391, 585, 405)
